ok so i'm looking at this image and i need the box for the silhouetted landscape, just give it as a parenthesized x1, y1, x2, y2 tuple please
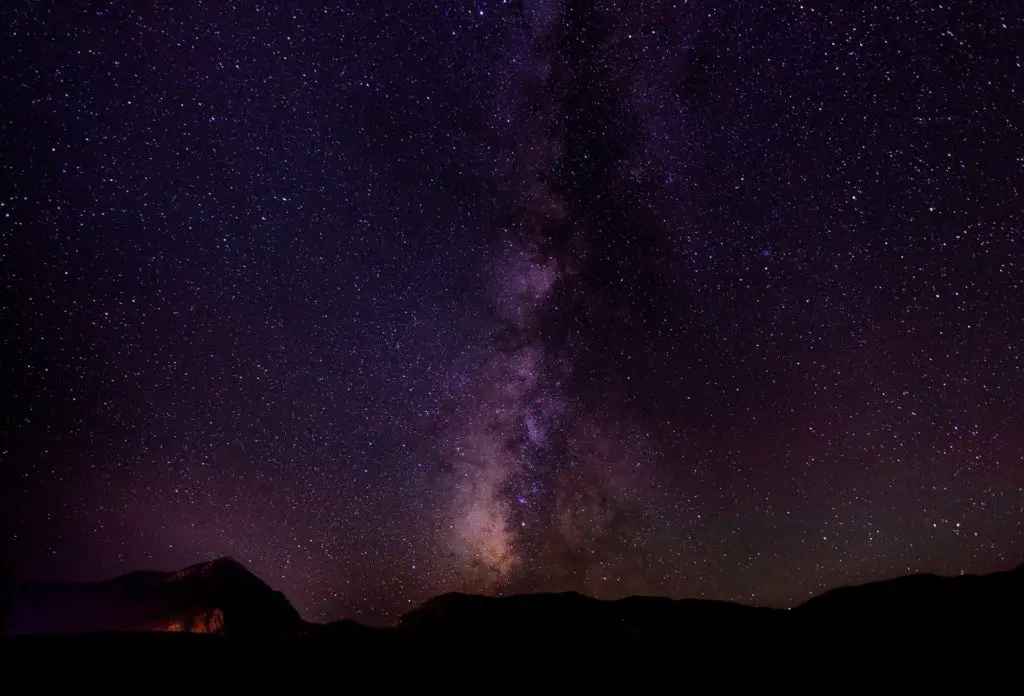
(4, 558, 1021, 646)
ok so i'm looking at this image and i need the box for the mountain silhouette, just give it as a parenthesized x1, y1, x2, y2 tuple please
(398, 590, 782, 642)
(4, 559, 1022, 644)
(789, 564, 1024, 642)
(5, 557, 302, 638)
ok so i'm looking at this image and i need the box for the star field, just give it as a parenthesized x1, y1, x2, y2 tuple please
(1, 1, 1022, 625)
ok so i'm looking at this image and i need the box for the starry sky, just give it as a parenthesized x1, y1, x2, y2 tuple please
(1, 1, 1022, 626)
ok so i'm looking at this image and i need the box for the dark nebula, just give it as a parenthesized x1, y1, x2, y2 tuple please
(1, 1, 1021, 625)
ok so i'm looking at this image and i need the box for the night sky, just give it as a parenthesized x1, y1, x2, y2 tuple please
(2, 1, 1022, 626)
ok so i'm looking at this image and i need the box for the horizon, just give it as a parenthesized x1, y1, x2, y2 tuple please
(9, 555, 1023, 626)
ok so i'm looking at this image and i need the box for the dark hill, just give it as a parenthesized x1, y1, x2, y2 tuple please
(790, 564, 1024, 642)
(5, 560, 1022, 644)
(5, 557, 303, 638)
(398, 590, 783, 642)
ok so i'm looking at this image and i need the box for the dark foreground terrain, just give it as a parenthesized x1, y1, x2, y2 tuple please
(3, 557, 1022, 646)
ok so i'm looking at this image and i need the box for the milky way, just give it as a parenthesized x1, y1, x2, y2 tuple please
(2, 1, 1021, 625)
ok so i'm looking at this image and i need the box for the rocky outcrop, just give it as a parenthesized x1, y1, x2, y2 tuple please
(141, 557, 303, 637)
(6, 557, 303, 638)
(139, 607, 225, 634)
